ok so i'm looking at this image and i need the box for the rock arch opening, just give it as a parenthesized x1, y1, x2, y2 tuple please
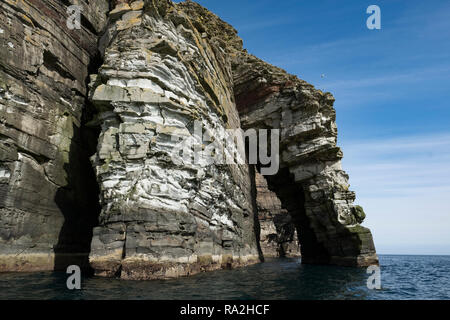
(233, 52, 378, 267)
(263, 168, 327, 261)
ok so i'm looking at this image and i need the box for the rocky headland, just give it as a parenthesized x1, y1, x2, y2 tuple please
(0, 0, 377, 279)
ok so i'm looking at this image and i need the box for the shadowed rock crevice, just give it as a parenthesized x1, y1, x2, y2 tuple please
(249, 165, 265, 262)
(53, 120, 101, 271)
(53, 50, 104, 272)
(254, 167, 301, 258)
(42, 50, 76, 82)
(52, 15, 106, 272)
(264, 168, 326, 261)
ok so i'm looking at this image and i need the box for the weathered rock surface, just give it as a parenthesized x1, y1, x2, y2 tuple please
(256, 172, 300, 258)
(0, 0, 377, 277)
(0, 0, 108, 271)
(88, 0, 260, 279)
(231, 41, 377, 267)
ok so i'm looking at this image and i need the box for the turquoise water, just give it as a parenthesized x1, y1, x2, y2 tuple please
(0, 255, 449, 300)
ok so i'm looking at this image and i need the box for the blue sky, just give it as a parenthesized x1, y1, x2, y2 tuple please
(177, 1, 450, 255)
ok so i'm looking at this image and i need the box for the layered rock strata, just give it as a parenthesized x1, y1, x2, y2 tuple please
(256, 173, 300, 258)
(0, 0, 108, 271)
(233, 56, 377, 266)
(0, 0, 378, 277)
(232, 46, 377, 267)
(178, 1, 377, 266)
(88, 0, 260, 279)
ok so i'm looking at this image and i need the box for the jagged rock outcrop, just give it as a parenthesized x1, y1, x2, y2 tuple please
(0, 0, 109, 271)
(256, 172, 300, 258)
(0, 0, 377, 276)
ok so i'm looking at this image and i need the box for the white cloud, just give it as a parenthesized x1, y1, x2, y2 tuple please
(340, 133, 450, 254)
(237, 18, 297, 32)
(323, 65, 450, 91)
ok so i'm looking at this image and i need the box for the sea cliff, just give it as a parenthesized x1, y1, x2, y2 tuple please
(0, 0, 377, 279)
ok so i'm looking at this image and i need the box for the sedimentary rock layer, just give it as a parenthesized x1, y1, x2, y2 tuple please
(0, 0, 108, 271)
(256, 172, 300, 258)
(88, 0, 260, 279)
(0, 0, 378, 277)
(178, 1, 377, 266)
(233, 43, 377, 267)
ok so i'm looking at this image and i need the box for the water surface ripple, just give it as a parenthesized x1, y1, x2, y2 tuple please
(1, 255, 449, 300)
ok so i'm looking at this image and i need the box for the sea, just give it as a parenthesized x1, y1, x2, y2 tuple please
(0, 255, 449, 300)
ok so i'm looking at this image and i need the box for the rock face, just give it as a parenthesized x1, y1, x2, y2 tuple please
(0, 0, 108, 271)
(256, 172, 300, 258)
(0, 0, 377, 277)
(176, 1, 377, 267)
(231, 42, 378, 267)
(87, 0, 260, 279)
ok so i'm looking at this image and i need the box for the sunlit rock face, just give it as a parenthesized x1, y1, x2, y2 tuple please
(231, 41, 378, 268)
(0, 0, 108, 272)
(178, 1, 378, 267)
(233, 55, 378, 266)
(88, 0, 260, 279)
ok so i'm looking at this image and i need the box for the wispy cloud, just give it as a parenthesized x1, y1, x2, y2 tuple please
(342, 132, 450, 197)
(341, 132, 450, 253)
(344, 133, 450, 155)
(323, 65, 450, 90)
(237, 18, 298, 32)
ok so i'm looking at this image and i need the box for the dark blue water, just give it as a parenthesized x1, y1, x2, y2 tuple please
(0, 255, 449, 300)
